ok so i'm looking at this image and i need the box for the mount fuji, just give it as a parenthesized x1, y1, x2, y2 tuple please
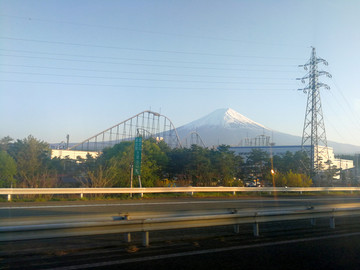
(176, 108, 359, 154)
(181, 108, 268, 131)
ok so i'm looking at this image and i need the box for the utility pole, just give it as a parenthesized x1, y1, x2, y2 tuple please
(66, 134, 70, 149)
(298, 47, 332, 180)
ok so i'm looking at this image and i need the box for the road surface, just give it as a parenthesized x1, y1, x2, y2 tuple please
(2, 196, 360, 269)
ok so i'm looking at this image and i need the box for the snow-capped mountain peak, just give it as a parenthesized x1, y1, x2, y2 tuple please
(223, 108, 267, 129)
(174, 108, 359, 153)
(184, 108, 268, 130)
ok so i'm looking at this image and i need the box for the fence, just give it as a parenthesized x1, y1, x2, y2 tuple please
(1, 186, 360, 201)
(2, 206, 360, 246)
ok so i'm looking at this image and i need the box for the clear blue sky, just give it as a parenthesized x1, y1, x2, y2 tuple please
(1, 0, 360, 147)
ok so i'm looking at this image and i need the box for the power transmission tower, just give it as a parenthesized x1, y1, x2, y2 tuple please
(298, 47, 332, 178)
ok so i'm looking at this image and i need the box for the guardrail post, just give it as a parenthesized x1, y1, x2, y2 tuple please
(80, 193, 83, 199)
(122, 215, 131, 243)
(233, 191, 236, 195)
(253, 222, 259, 237)
(330, 217, 335, 229)
(310, 218, 316, 226)
(7, 194, 11, 202)
(234, 224, 240, 234)
(124, 233, 131, 243)
(142, 231, 149, 247)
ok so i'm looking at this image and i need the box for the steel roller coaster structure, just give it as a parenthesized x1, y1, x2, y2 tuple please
(69, 110, 183, 151)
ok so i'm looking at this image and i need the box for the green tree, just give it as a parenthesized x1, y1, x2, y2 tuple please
(273, 151, 295, 173)
(187, 145, 213, 186)
(211, 145, 242, 186)
(143, 139, 168, 172)
(273, 151, 310, 175)
(97, 139, 169, 188)
(165, 144, 243, 187)
(100, 141, 133, 162)
(8, 135, 57, 188)
(0, 136, 13, 152)
(140, 139, 169, 187)
(79, 163, 118, 188)
(0, 151, 17, 187)
(244, 149, 270, 183)
(166, 147, 191, 181)
(99, 144, 134, 188)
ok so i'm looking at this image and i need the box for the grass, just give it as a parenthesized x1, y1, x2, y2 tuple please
(142, 193, 190, 199)
(1, 190, 359, 203)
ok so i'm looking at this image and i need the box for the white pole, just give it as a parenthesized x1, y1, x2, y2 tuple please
(139, 175, 143, 197)
(130, 164, 133, 197)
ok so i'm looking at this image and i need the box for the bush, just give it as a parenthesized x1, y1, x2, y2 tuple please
(274, 170, 312, 187)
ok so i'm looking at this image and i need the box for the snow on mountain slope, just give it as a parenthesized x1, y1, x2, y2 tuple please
(175, 108, 360, 154)
(177, 109, 301, 147)
(181, 108, 269, 130)
(176, 108, 283, 146)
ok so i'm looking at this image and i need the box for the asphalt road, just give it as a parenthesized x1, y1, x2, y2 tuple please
(2, 196, 360, 269)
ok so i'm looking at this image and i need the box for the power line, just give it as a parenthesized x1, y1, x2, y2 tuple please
(0, 14, 308, 48)
(0, 71, 297, 85)
(330, 77, 360, 130)
(0, 79, 297, 91)
(0, 64, 296, 80)
(0, 36, 305, 60)
(0, 54, 301, 72)
(325, 88, 360, 131)
(0, 49, 300, 67)
(322, 99, 360, 145)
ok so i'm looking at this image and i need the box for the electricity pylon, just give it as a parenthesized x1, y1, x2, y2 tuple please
(297, 47, 332, 178)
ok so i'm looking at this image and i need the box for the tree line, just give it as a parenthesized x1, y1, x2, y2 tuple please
(0, 135, 314, 188)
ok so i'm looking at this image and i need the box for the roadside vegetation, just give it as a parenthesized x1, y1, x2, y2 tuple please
(1, 135, 357, 192)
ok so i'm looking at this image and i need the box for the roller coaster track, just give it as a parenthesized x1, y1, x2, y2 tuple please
(187, 131, 206, 148)
(69, 110, 182, 151)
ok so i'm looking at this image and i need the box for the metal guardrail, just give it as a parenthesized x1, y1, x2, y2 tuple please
(2, 206, 360, 246)
(1, 186, 360, 201)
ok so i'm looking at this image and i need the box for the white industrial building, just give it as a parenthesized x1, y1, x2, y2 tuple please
(51, 149, 99, 160)
(230, 145, 354, 171)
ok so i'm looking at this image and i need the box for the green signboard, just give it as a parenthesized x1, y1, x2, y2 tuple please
(133, 137, 142, 176)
